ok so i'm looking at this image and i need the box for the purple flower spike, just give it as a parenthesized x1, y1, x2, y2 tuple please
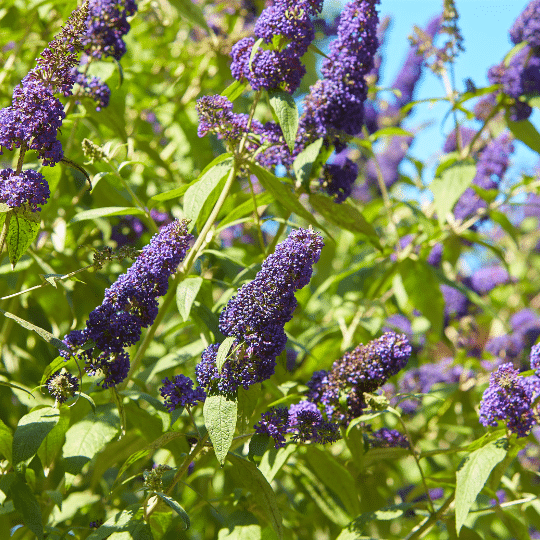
(159, 375, 206, 412)
(479, 362, 535, 438)
(531, 344, 540, 373)
(254, 407, 290, 448)
(82, 0, 138, 61)
(510, 0, 540, 48)
(196, 228, 324, 393)
(321, 158, 358, 203)
(47, 370, 79, 404)
(307, 332, 411, 425)
(368, 427, 409, 448)
(0, 169, 50, 211)
(470, 265, 511, 295)
(287, 401, 340, 444)
(72, 69, 111, 110)
(60, 220, 193, 387)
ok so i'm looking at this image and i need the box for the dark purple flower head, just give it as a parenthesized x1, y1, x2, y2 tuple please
(397, 358, 467, 414)
(0, 169, 50, 211)
(470, 265, 511, 295)
(443, 127, 477, 153)
(488, 46, 540, 100)
(368, 427, 409, 448)
(254, 406, 289, 448)
(287, 401, 340, 444)
(47, 370, 79, 404)
(309, 332, 411, 425)
(197, 228, 324, 393)
(320, 158, 358, 203)
(60, 220, 192, 387)
(196, 94, 264, 145)
(426, 243, 443, 267)
(24, 2, 89, 96)
(441, 284, 469, 321)
(531, 343, 540, 373)
(454, 132, 514, 222)
(479, 362, 535, 437)
(510, 0, 540, 48)
(301, 0, 380, 139)
(0, 81, 66, 166)
(82, 0, 137, 61)
(71, 69, 111, 110)
(159, 375, 206, 412)
(111, 209, 172, 247)
(485, 333, 526, 362)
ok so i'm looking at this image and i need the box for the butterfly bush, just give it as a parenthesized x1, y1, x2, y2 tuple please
(60, 220, 193, 387)
(196, 228, 324, 394)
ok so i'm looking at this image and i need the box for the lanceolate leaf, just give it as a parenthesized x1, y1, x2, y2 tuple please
(455, 437, 508, 535)
(70, 206, 145, 224)
(168, 0, 210, 32)
(12, 406, 60, 464)
(203, 392, 238, 466)
(9, 478, 44, 539)
(176, 276, 203, 322)
(216, 336, 237, 372)
(156, 493, 190, 529)
(0, 308, 69, 352)
(268, 90, 299, 153)
(505, 113, 540, 154)
(7, 208, 40, 268)
(184, 156, 233, 232)
(228, 453, 283, 540)
(248, 163, 328, 234)
(293, 138, 323, 187)
(430, 163, 477, 225)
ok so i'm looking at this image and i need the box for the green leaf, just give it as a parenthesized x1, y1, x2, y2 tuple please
(203, 392, 238, 466)
(12, 406, 60, 464)
(249, 37, 264, 69)
(70, 206, 145, 224)
(430, 164, 477, 225)
(77, 392, 96, 413)
(248, 434, 269, 461)
(37, 405, 70, 468)
(0, 418, 13, 463)
(258, 444, 296, 483)
(220, 191, 274, 227)
(176, 276, 203, 322)
(268, 91, 299, 153)
(308, 194, 381, 248)
(216, 336, 237, 372)
(248, 163, 326, 233)
(86, 508, 151, 540)
(505, 114, 540, 153)
(184, 156, 234, 232)
(399, 259, 444, 335)
(6, 209, 40, 268)
(148, 182, 194, 205)
(221, 80, 248, 102)
(304, 446, 360, 517)
(293, 138, 323, 187)
(369, 127, 414, 141)
(9, 478, 43, 539)
(168, 0, 210, 32)
(228, 453, 283, 540)
(62, 405, 120, 475)
(0, 308, 69, 352)
(156, 493, 190, 529)
(455, 437, 508, 535)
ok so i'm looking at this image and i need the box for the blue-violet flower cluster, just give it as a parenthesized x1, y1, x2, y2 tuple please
(60, 220, 193, 388)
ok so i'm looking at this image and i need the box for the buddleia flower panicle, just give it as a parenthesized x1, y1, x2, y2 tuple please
(453, 132, 514, 223)
(479, 362, 535, 438)
(306, 332, 411, 425)
(196, 228, 324, 394)
(82, 0, 138, 61)
(368, 427, 409, 448)
(253, 401, 340, 448)
(71, 69, 111, 110)
(469, 265, 511, 295)
(47, 370, 79, 404)
(60, 220, 193, 388)
(0, 169, 50, 212)
(510, 0, 540, 48)
(229, 0, 322, 93)
(159, 375, 206, 412)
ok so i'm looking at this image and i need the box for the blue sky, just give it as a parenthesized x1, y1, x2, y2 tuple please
(371, 0, 539, 179)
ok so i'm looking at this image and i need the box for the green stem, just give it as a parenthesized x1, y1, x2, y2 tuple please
(15, 143, 27, 174)
(404, 494, 454, 540)
(145, 433, 209, 520)
(0, 212, 12, 257)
